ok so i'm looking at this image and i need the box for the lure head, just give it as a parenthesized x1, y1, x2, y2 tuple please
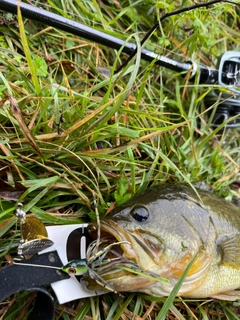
(61, 259, 88, 276)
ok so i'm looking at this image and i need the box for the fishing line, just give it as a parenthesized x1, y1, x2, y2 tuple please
(116, 0, 238, 72)
(92, 194, 101, 254)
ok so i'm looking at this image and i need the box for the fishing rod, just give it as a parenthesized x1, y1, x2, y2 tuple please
(0, 0, 240, 128)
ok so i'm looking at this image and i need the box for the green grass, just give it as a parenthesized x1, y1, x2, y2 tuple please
(0, 0, 240, 319)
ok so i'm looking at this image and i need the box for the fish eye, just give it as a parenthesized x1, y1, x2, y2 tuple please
(129, 205, 149, 222)
(68, 267, 77, 275)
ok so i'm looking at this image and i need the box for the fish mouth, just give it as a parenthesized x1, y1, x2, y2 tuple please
(85, 221, 158, 292)
(87, 220, 137, 264)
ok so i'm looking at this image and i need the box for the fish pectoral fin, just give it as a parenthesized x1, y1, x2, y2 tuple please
(218, 234, 240, 269)
(211, 290, 240, 301)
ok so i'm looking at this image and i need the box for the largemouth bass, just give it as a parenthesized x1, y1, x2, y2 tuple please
(86, 184, 240, 300)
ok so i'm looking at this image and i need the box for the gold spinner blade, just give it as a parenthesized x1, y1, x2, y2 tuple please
(16, 204, 54, 256)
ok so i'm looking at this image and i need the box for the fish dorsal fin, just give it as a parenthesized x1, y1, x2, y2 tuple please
(218, 234, 240, 269)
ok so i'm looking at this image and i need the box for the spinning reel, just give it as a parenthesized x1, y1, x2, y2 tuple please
(0, 0, 240, 129)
